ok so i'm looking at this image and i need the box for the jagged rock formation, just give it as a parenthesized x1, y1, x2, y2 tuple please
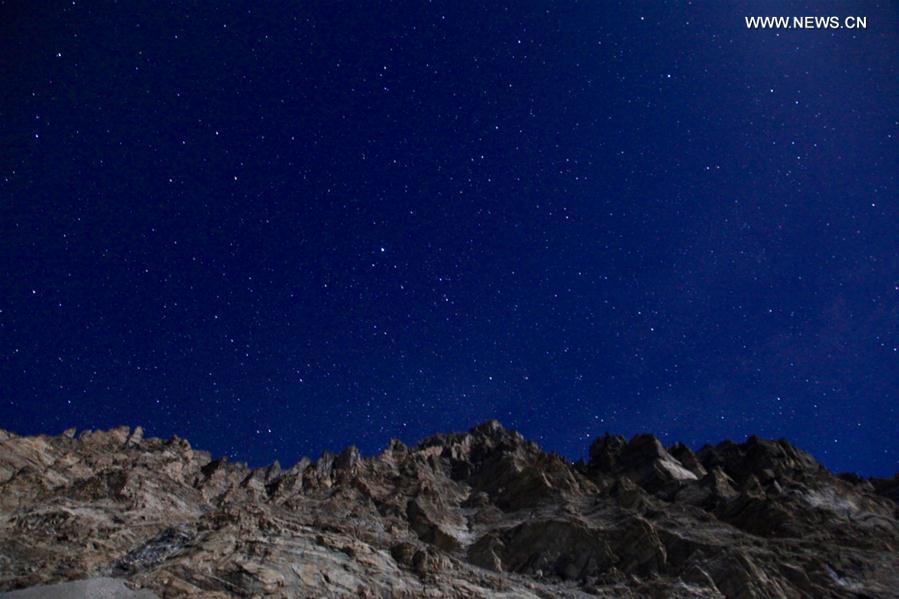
(0, 422, 897, 598)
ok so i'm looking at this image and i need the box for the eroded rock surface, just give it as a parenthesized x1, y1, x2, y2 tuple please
(0, 422, 896, 597)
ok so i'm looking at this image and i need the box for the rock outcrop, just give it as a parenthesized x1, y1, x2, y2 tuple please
(0, 422, 896, 597)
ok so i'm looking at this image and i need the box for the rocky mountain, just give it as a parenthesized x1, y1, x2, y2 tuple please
(0, 422, 897, 598)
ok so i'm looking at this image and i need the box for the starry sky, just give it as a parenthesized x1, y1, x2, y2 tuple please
(2, 2, 897, 475)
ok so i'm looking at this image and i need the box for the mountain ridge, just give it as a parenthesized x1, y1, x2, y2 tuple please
(1, 421, 897, 597)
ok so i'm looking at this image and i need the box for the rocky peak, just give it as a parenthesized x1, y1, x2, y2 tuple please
(697, 435, 821, 485)
(668, 442, 707, 477)
(585, 433, 698, 495)
(418, 419, 529, 455)
(587, 432, 627, 470)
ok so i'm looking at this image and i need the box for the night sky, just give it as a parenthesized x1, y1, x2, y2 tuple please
(2, 2, 897, 475)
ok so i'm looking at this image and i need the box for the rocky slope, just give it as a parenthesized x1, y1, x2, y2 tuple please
(0, 422, 897, 598)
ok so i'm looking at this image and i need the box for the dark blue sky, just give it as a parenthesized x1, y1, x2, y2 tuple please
(2, 2, 896, 474)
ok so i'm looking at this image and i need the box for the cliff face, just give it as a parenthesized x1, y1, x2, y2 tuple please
(0, 422, 897, 598)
